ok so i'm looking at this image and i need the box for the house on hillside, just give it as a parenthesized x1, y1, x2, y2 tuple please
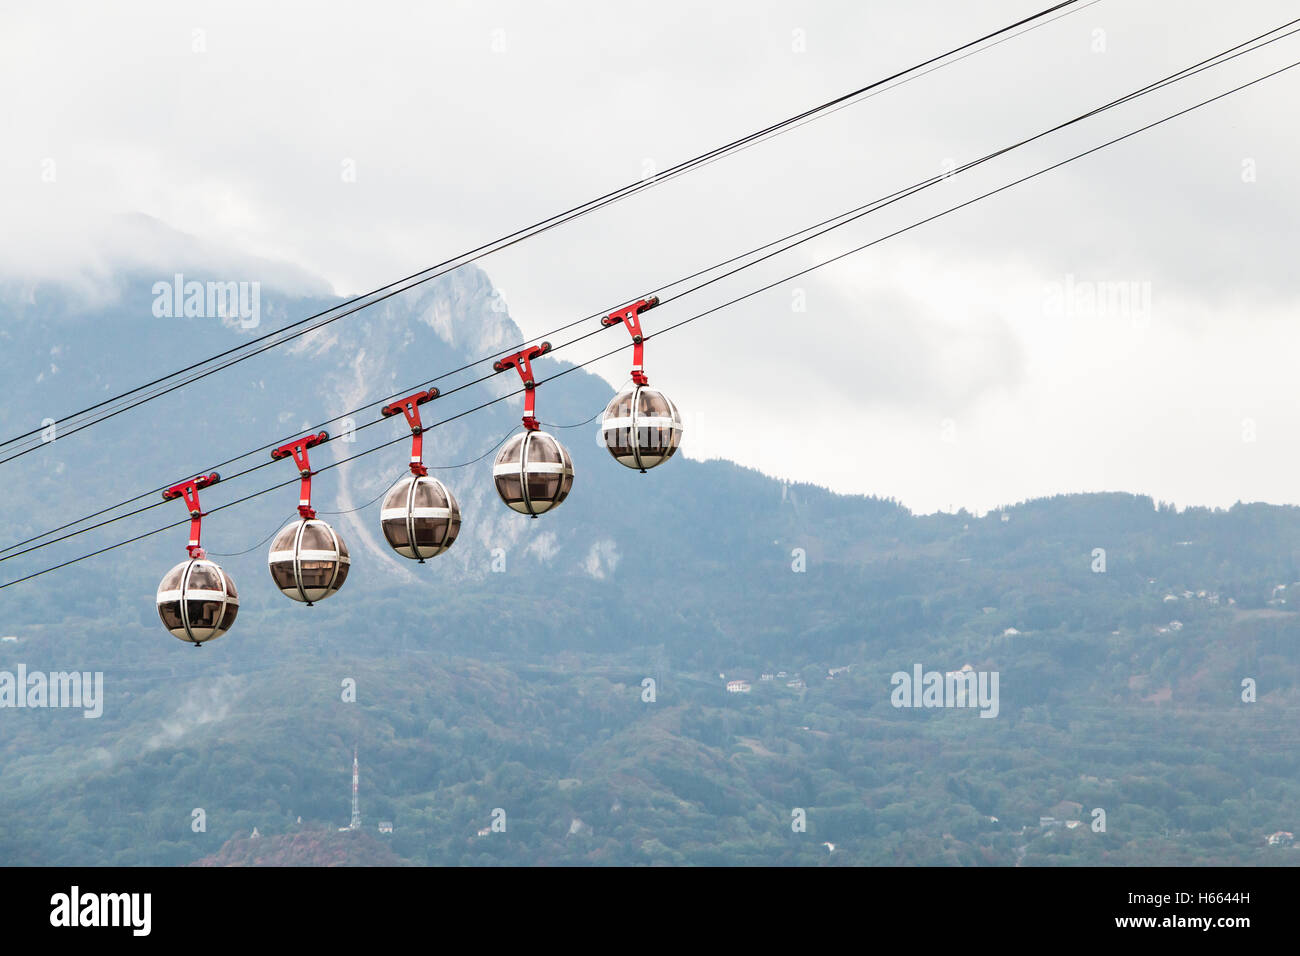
(726, 680, 751, 694)
(378, 821, 393, 834)
(1266, 831, 1294, 847)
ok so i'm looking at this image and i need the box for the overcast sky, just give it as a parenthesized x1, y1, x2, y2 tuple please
(4, 0, 1300, 515)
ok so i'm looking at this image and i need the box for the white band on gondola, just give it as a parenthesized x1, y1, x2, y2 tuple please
(269, 548, 350, 564)
(158, 587, 231, 603)
(493, 461, 568, 476)
(379, 506, 452, 520)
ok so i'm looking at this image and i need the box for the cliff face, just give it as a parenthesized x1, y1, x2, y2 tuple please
(0, 219, 906, 660)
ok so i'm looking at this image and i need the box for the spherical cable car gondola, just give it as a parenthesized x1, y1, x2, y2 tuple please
(266, 432, 349, 605)
(494, 429, 575, 516)
(492, 343, 574, 517)
(378, 389, 461, 561)
(601, 384, 683, 472)
(156, 473, 239, 646)
(598, 297, 684, 472)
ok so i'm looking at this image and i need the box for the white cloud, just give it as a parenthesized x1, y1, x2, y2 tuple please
(4, 0, 1299, 514)
(145, 675, 241, 750)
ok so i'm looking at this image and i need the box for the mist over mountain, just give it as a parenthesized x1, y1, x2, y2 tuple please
(1, 226, 1299, 866)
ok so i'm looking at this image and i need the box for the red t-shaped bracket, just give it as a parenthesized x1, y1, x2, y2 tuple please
(494, 342, 551, 430)
(381, 388, 440, 476)
(271, 431, 329, 519)
(162, 473, 220, 558)
(601, 296, 659, 386)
